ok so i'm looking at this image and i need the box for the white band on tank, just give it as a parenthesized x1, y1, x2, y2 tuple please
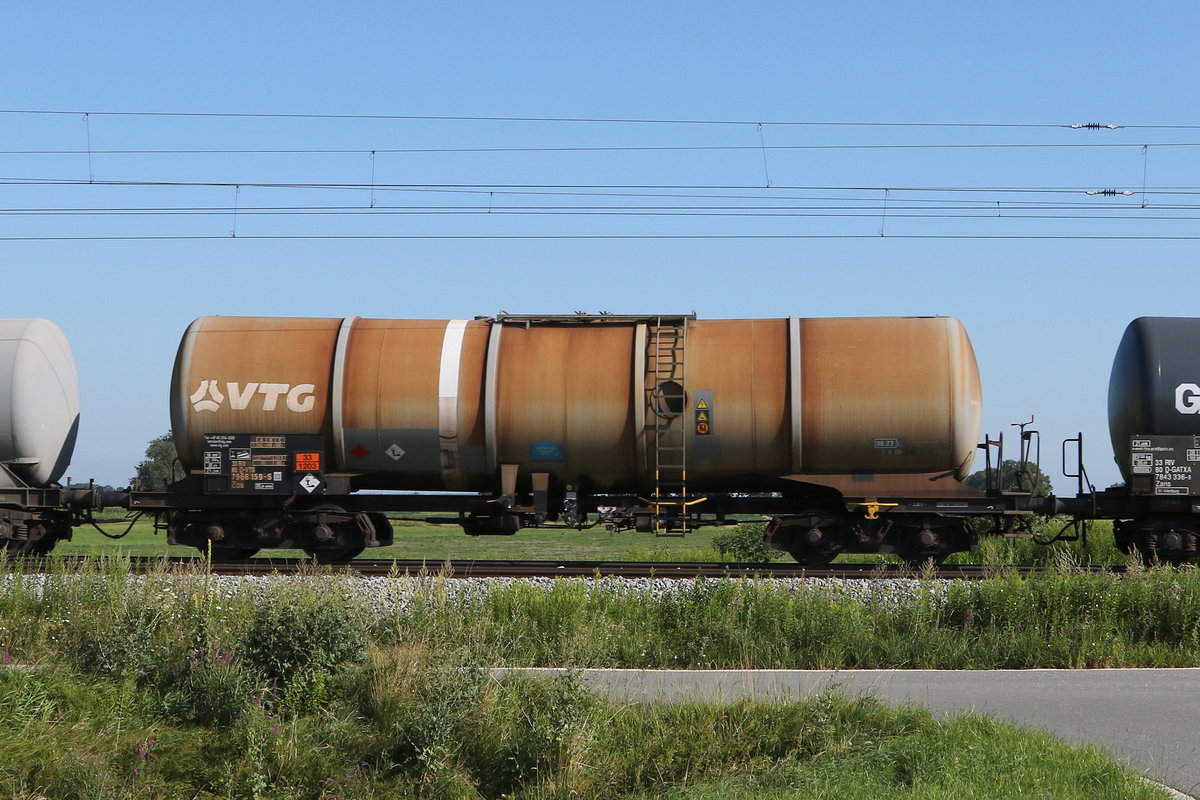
(484, 322, 503, 472)
(438, 320, 469, 489)
(331, 316, 359, 470)
(789, 315, 803, 473)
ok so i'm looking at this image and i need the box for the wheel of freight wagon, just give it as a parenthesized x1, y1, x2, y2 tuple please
(303, 545, 364, 564)
(300, 503, 366, 564)
(0, 525, 61, 557)
(368, 512, 394, 547)
(786, 549, 836, 567)
(1, 537, 57, 557)
(1138, 544, 1187, 567)
(1114, 519, 1194, 566)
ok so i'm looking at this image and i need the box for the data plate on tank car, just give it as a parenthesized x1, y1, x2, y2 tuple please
(201, 433, 326, 495)
(1128, 435, 1200, 496)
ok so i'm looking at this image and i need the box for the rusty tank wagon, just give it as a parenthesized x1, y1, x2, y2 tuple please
(154, 312, 992, 562)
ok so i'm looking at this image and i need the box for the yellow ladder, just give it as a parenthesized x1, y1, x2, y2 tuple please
(646, 318, 689, 535)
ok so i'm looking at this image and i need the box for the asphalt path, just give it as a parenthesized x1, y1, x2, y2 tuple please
(498, 668, 1200, 798)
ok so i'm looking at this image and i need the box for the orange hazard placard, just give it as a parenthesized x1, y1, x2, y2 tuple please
(294, 452, 321, 471)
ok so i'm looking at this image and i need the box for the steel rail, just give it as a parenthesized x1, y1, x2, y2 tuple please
(0, 556, 1119, 579)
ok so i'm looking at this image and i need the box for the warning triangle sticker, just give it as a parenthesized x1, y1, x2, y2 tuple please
(696, 411, 709, 422)
(696, 398, 709, 409)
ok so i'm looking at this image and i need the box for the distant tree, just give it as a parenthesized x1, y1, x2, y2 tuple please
(133, 432, 179, 490)
(964, 459, 1053, 497)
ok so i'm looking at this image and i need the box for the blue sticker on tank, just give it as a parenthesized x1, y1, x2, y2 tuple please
(530, 441, 564, 461)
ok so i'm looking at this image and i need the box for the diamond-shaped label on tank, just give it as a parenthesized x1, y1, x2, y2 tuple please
(386, 443, 406, 461)
(351, 443, 369, 460)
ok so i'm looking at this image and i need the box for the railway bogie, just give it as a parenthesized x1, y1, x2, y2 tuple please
(749, 506, 978, 565)
(1112, 517, 1199, 564)
(165, 503, 394, 563)
(0, 507, 73, 555)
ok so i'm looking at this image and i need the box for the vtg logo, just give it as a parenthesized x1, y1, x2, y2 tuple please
(190, 381, 317, 413)
(1175, 383, 1200, 414)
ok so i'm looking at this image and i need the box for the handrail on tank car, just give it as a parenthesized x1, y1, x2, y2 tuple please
(978, 418, 1045, 498)
(978, 434, 999, 493)
(1012, 417, 1041, 495)
(492, 311, 698, 325)
(1060, 431, 1097, 547)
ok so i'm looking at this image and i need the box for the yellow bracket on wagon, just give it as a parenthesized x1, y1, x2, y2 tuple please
(852, 501, 899, 520)
(640, 496, 710, 508)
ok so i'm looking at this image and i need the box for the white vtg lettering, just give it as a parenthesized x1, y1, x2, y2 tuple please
(1175, 383, 1200, 415)
(190, 380, 316, 413)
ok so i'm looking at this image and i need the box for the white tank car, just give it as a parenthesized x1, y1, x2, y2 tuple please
(0, 319, 79, 487)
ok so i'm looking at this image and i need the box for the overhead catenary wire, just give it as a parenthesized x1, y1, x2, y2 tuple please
(2, 182, 1186, 206)
(5, 234, 1200, 241)
(5, 176, 1199, 194)
(3, 141, 1200, 156)
(3, 208, 1199, 221)
(2, 108, 1192, 128)
(0, 177, 1192, 226)
(7, 206, 1200, 215)
(4, 108, 1197, 240)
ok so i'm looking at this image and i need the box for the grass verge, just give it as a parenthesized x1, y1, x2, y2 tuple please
(0, 661, 1169, 799)
(4, 555, 1200, 671)
(384, 563, 1200, 669)
(0, 557, 1181, 797)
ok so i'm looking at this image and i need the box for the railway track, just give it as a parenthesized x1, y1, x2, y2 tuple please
(312, 559, 1039, 580)
(5, 556, 1108, 579)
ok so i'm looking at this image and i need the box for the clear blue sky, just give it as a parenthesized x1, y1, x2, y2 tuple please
(3, 0, 1198, 489)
